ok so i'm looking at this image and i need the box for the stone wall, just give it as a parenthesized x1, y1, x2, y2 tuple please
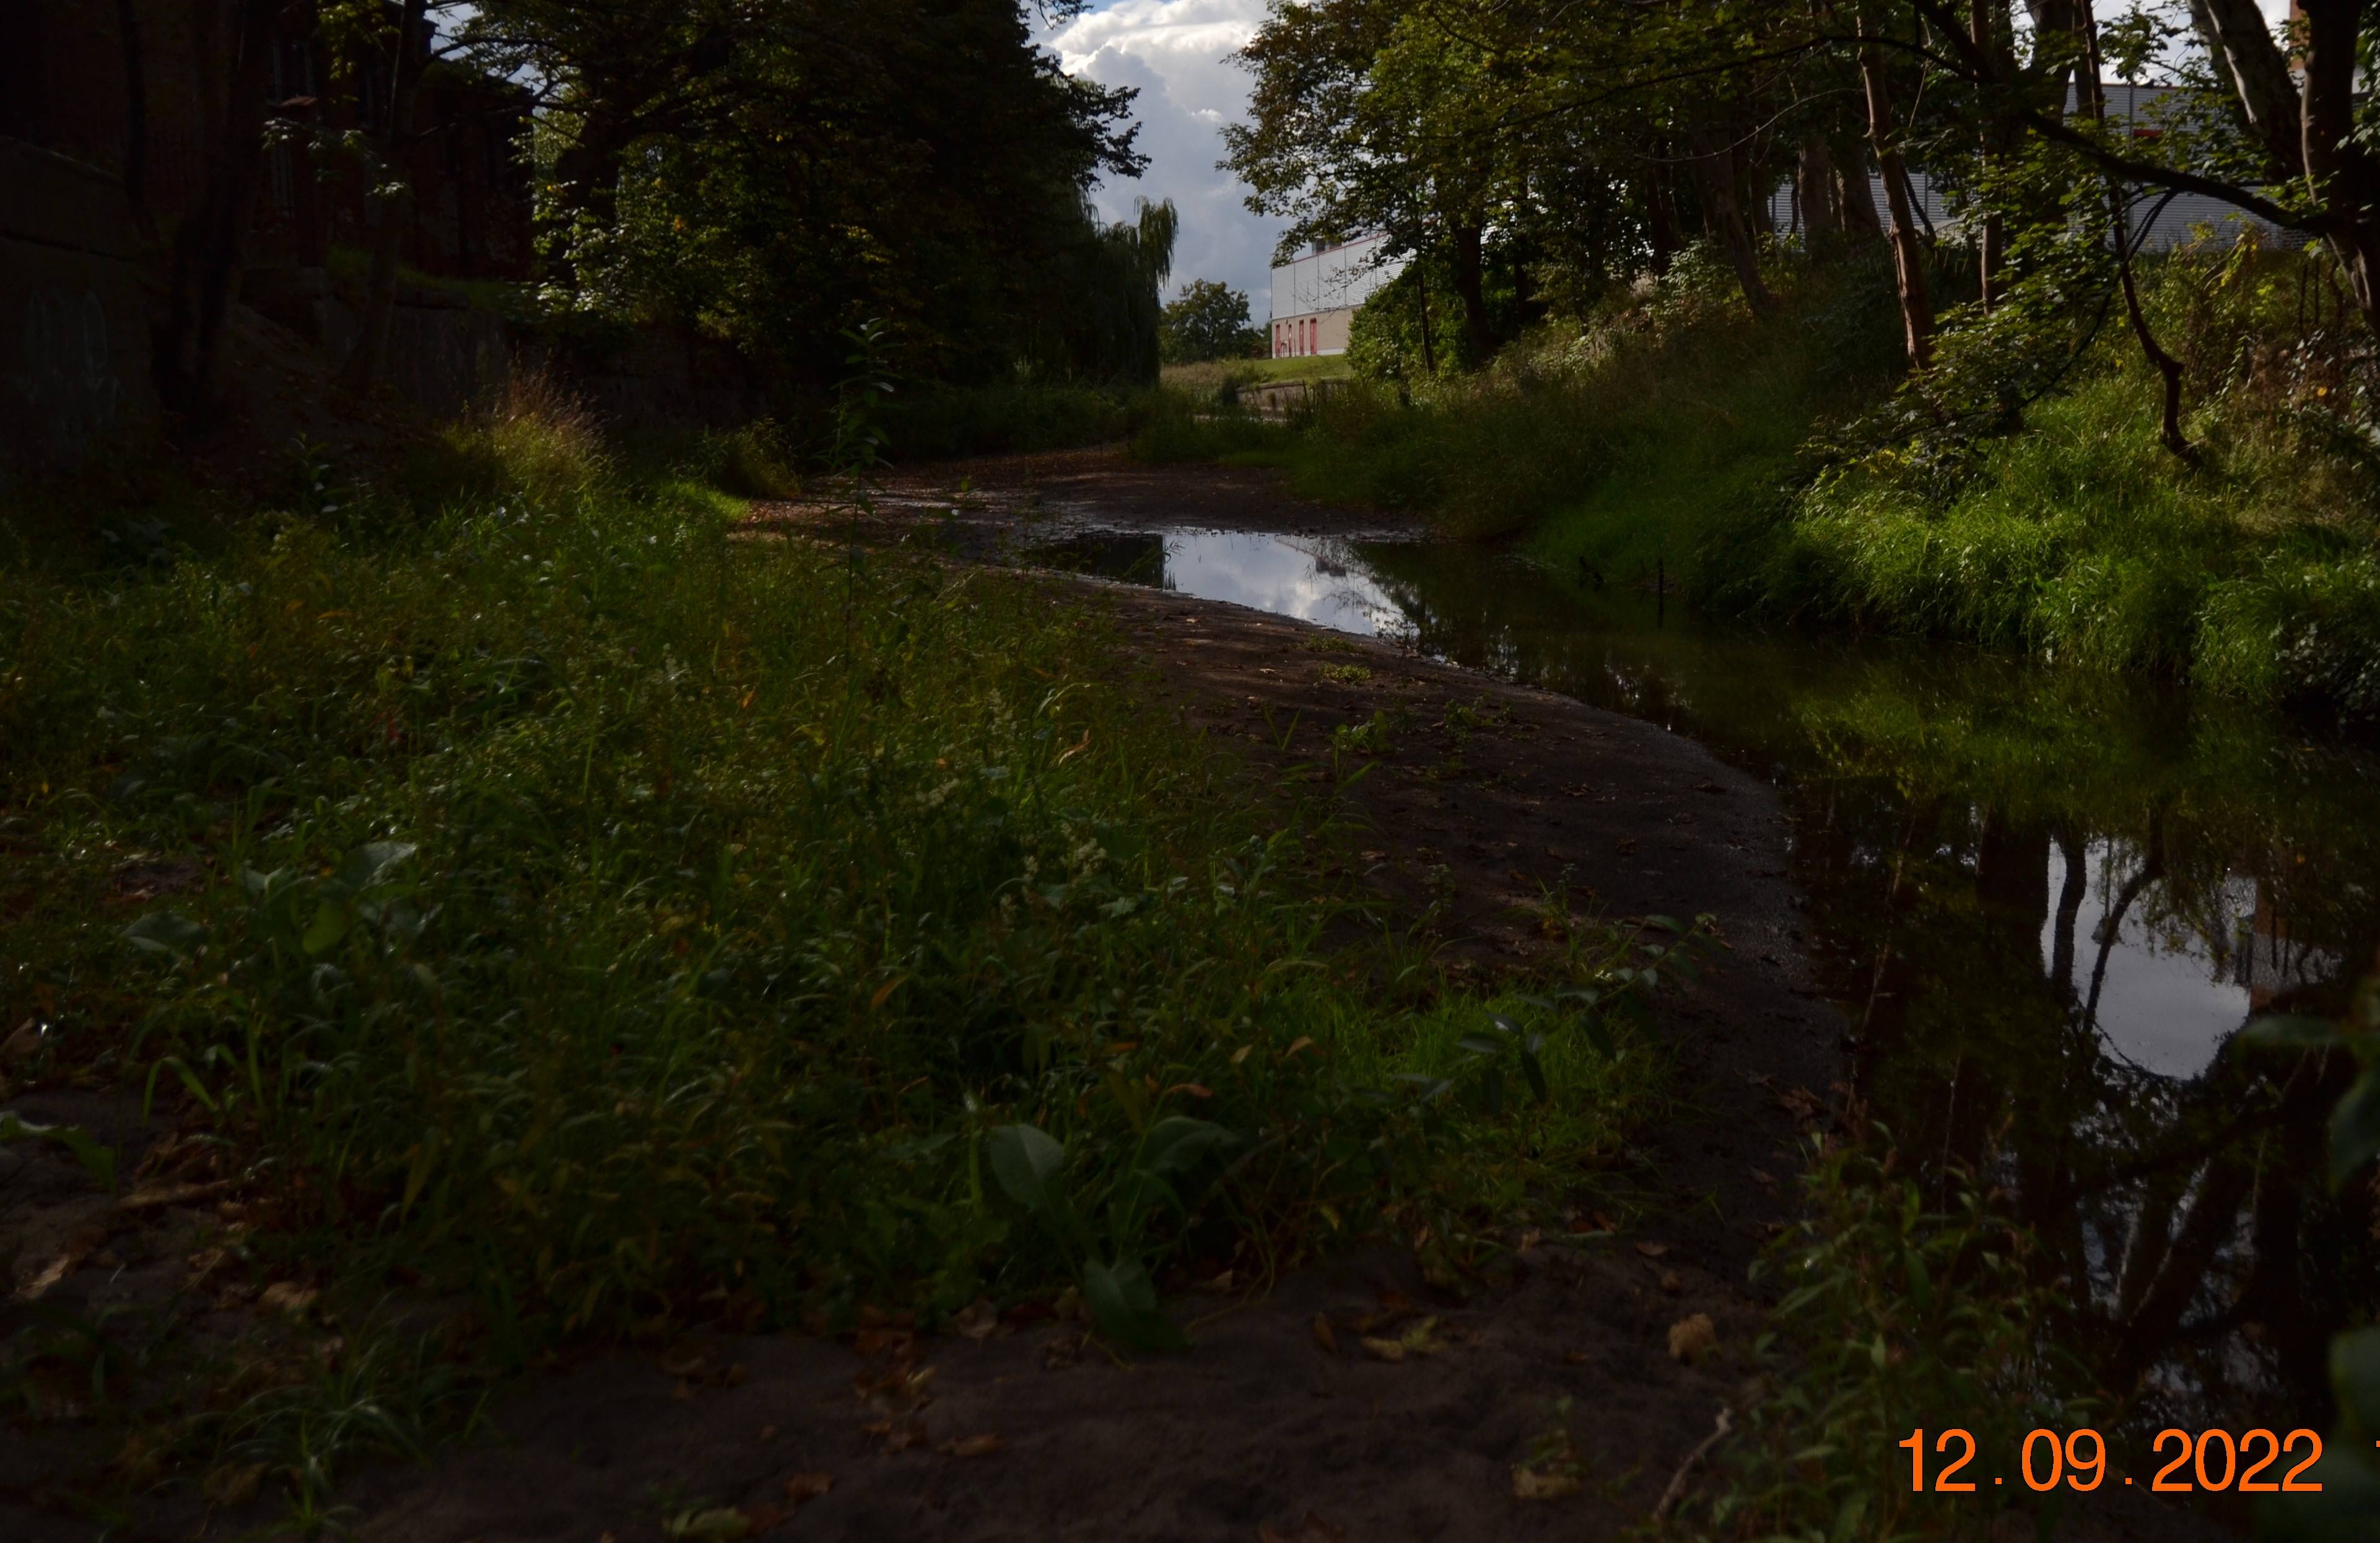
(0, 138, 160, 474)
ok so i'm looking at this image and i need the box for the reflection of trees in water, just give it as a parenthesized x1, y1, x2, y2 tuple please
(1023, 531, 1170, 586)
(1797, 787, 2368, 1429)
(1349, 541, 2380, 1433)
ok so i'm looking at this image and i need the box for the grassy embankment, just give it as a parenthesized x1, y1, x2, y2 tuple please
(1138, 242, 2380, 722)
(0, 394, 1684, 1506)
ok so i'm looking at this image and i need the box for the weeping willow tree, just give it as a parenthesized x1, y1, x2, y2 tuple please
(1017, 197, 1177, 387)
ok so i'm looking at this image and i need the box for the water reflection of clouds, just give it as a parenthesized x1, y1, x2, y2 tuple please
(1155, 531, 1406, 637)
(2042, 842, 2330, 1082)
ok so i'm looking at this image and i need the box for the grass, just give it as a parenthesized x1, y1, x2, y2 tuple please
(1689, 1138, 2080, 1543)
(1, 388, 1688, 1513)
(1159, 354, 1354, 399)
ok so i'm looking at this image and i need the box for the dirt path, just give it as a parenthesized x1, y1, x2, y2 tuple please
(6, 453, 1849, 1543)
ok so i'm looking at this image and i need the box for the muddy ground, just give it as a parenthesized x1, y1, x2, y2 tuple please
(2, 452, 2224, 1542)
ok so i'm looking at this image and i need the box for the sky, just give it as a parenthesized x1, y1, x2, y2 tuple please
(1042, 0, 1277, 309)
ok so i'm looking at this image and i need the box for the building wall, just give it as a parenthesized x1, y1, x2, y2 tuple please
(1269, 307, 1354, 358)
(0, 139, 161, 472)
(1269, 234, 1405, 356)
(0, 0, 531, 282)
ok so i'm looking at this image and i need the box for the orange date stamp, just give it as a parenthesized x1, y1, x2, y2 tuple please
(1901, 1427, 2350, 1493)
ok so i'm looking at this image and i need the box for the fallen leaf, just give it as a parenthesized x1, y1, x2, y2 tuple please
(861, 1415, 928, 1452)
(1363, 1315, 1442, 1361)
(660, 1348, 712, 1378)
(938, 1433, 1008, 1458)
(1774, 1085, 1824, 1121)
(1258, 1511, 1348, 1543)
(756, 1424, 777, 1441)
(258, 1281, 318, 1316)
(1592, 1210, 1618, 1232)
(15, 1220, 108, 1301)
(1659, 1270, 1683, 1294)
(852, 1327, 913, 1357)
(853, 1362, 935, 1410)
(741, 1503, 785, 1534)
(1312, 1313, 1338, 1353)
(948, 1300, 1000, 1343)
(673, 1380, 694, 1402)
(1, 1020, 38, 1064)
(1512, 1466, 1583, 1500)
(119, 1179, 237, 1212)
(1193, 1268, 1235, 1293)
(1632, 1241, 1670, 1258)
(202, 1460, 268, 1506)
(1515, 1228, 1544, 1252)
(782, 1472, 833, 1505)
(1667, 1313, 1718, 1363)
(664, 1506, 753, 1542)
(1560, 1348, 1591, 1366)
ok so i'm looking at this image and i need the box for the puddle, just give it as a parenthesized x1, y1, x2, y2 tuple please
(1029, 529, 1405, 636)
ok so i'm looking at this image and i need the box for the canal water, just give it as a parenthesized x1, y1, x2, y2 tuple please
(1032, 525, 2380, 1438)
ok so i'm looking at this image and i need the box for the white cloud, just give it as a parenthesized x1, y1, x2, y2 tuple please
(1044, 0, 1282, 312)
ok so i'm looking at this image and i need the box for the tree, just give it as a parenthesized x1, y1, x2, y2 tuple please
(460, 0, 1153, 388)
(1159, 280, 1262, 364)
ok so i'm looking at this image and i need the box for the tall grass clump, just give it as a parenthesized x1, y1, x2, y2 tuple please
(1779, 235, 2380, 715)
(0, 395, 1673, 1380)
(1692, 1137, 2077, 1542)
(1210, 244, 1909, 565)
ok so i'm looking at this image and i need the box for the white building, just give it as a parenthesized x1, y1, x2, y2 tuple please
(1269, 234, 1408, 358)
(1768, 85, 2305, 253)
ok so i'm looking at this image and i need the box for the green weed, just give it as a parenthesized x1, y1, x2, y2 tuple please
(1693, 1136, 2078, 1542)
(0, 397, 1683, 1486)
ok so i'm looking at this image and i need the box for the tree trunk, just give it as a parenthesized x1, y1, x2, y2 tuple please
(1448, 222, 1496, 364)
(156, 0, 281, 417)
(1972, 0, 2005, 307)
(1797, 134, 1841, 245)
(1859, 26, 1933, 369)
(2086, 7, 2192, 459)
(2299, 0, 2380, 323)
(1688, 122, 1777, 315)
(1644, 155, 1682, 276)
(343, 0, 432, 398)
(2188, 0, 2303, 176)
(1833, 132, 1884, 240)
(1417, 269, 1435, 375)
